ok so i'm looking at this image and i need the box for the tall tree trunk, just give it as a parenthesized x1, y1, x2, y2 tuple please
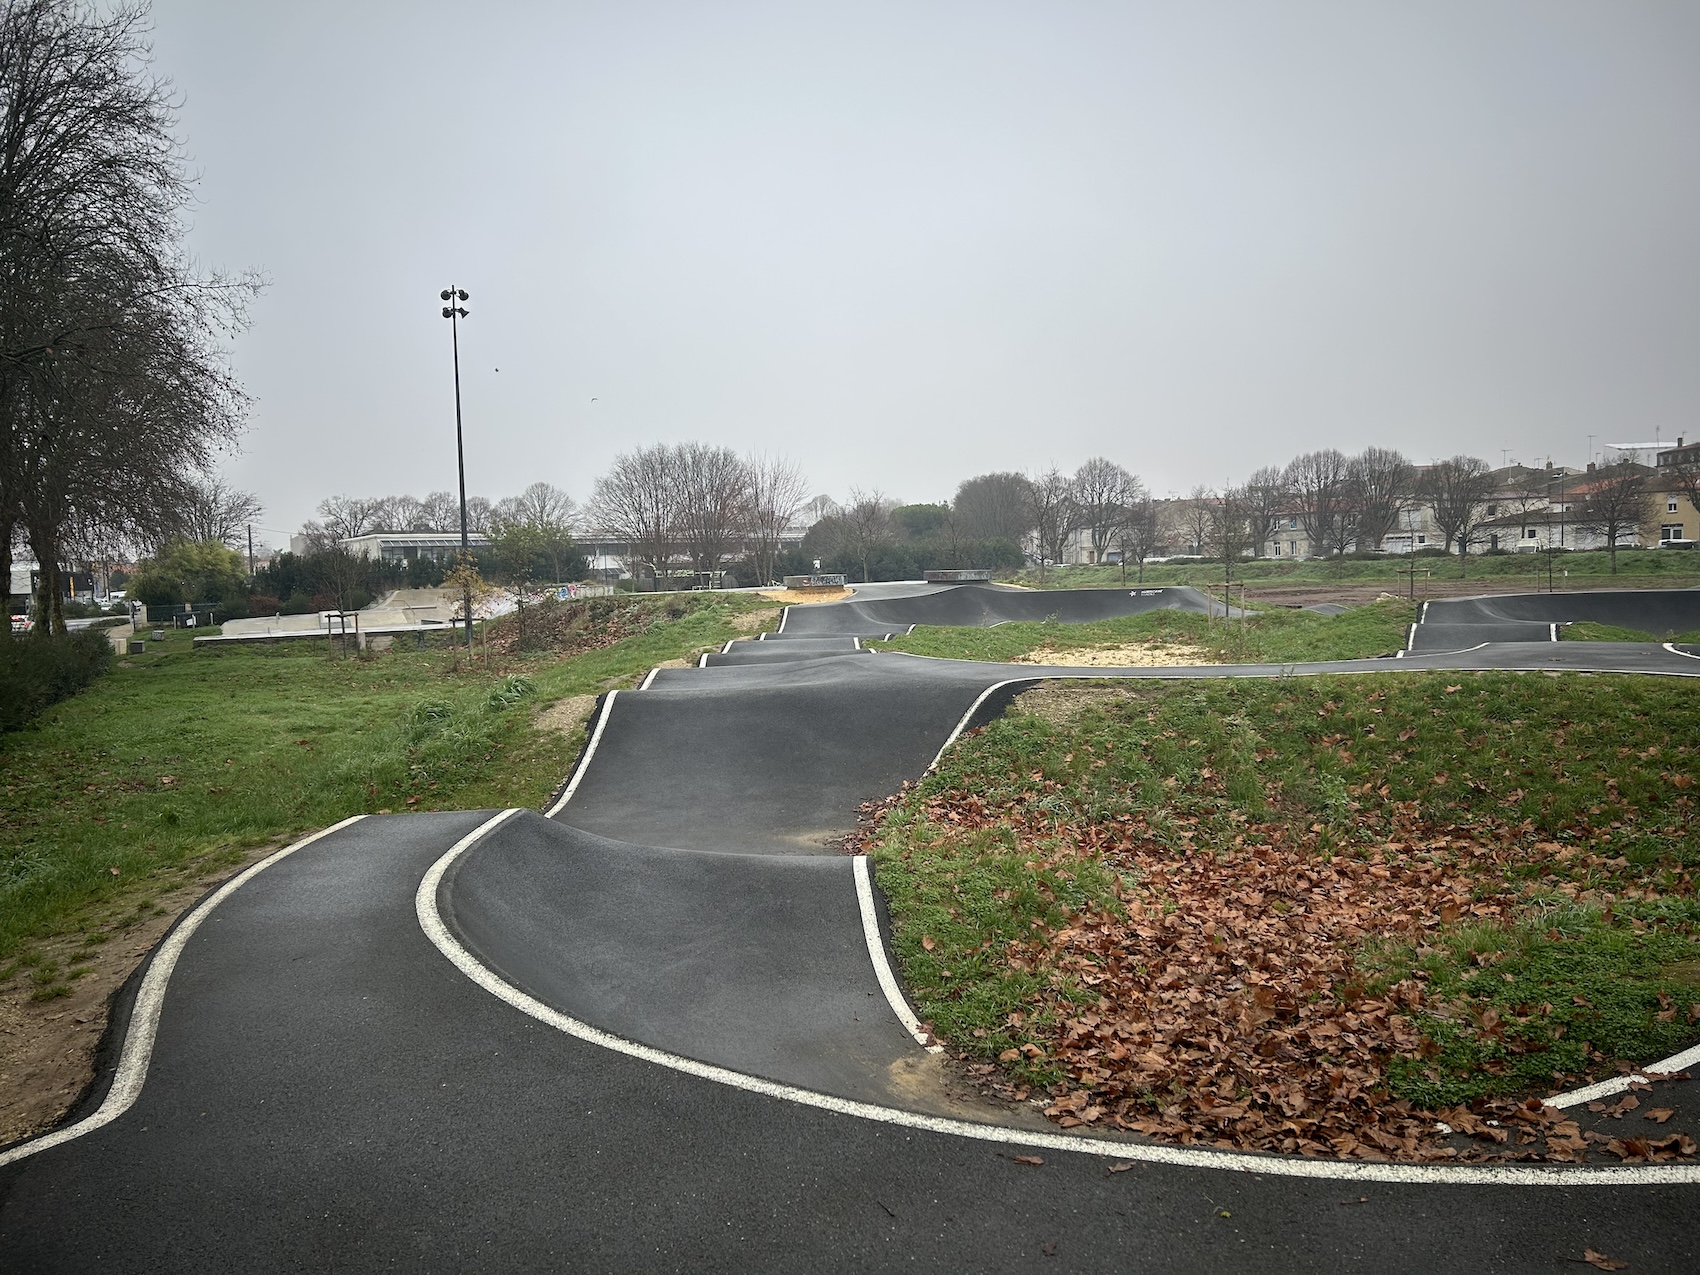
(0, 513, 13, 639)
(27, 523, 66, 636)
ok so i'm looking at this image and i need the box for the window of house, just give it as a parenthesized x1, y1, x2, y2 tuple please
(1663, 524, 1685, 542)
(1490, 534, 1500, 550)
(1286, 517, 1297, 529)
(1487, 504, 1498, 516)
(1416, 534, 1426, 545)
(1670, 498, 1681, 513)
(1288, 540, 1298, 556)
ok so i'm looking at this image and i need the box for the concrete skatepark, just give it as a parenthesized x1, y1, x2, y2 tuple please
(2, 582, 1698, 1271)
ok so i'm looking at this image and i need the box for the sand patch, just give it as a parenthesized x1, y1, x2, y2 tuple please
(757, 588, 853, 604)
(535, 694, 597, 737)
(1012, 641, 1215, 668)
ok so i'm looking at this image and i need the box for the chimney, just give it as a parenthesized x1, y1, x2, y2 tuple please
(1587, 461, 1596, 473)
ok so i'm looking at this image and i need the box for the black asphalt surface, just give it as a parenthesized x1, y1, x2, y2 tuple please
(778, 582, 1229, 638)
(1411, 587, 1700, 652)
(444, 811, 938, 1111)
(4, 583, 1698, 1271)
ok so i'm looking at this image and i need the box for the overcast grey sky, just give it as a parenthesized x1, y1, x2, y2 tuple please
(147, 0, 1700, 538)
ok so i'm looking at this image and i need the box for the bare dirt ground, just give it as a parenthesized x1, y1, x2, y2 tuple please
(731, 606, 783, 632)
(0, 841, 288, 1147)
(1011, 642, 1215, 667)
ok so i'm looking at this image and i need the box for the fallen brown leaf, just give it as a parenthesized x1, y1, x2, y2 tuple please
(1011, 1155, 1044, 1166)
(1582, 1250, 1628, 1271)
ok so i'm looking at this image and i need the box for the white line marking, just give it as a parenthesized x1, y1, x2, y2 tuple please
(0, 816, 369, 1170)
(721, 640, 735, 654)
(928, 679, 1020, 770)
(545, 691, 619, 817)
(776, 605, 791, 633)
(1665, 642, 1700, 662)
(698, 652, 710, 668)
(1406, 623, 1416, 652)
(853, 637, 861, 650)
(416, 816, 1700, 1185)
(638, 668, 660, 691)
(1546, 1041, 1700, 1109)
(852, 856, 941, 1053)
(1420, 600, 1429, 623)
(1550, 623, 1559, 642)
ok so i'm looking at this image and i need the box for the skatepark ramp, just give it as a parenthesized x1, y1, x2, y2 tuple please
(777, 583, 1231, 640)
(1409, 589, 1700, 653)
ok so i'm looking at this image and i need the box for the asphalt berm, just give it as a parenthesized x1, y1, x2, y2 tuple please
(3, 582, 1697, 1272)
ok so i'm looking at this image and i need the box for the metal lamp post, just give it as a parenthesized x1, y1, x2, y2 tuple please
(440, 286, 473, 648)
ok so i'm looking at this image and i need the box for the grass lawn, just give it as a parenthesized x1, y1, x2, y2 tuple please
(862, 672, 1700, 1159)
(1560, 621, 1700, 644)
(0, 593, 775, 967)
(1024, 547, 1700, 592)
(869, 598, 1416, 665)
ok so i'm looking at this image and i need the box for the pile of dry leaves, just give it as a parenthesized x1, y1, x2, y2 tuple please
(869, 783, 1698, 1163)
(1010, 832, 1692, 1161)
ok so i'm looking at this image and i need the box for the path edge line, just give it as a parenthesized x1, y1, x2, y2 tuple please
(545, 690, 619, 817)
(852, 855, 942, 1053)
(0, 815, 369, 1170)
(414, 816, 1700, 1186)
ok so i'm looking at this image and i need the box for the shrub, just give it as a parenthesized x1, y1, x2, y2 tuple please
(0, 631, 116, 732)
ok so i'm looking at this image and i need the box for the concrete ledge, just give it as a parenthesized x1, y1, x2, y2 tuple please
(782, 574, 847, 589)
(923, 569, 993, 583)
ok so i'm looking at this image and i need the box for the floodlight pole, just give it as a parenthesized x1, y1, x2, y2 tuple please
(441, 285, 473, 649)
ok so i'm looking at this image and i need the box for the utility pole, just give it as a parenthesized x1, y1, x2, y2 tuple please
(440, 286, 473, 649)
(247, 524, 254, 579)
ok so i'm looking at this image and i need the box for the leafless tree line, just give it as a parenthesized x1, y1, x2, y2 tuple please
(587, 445, 808, 586)
(1, 0, 262, 633)
(295, 482, 578, 551)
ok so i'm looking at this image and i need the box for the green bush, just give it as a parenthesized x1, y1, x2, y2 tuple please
(0, 632, 116, 732)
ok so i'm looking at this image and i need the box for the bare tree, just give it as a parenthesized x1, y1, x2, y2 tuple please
(1242, 465, 1287, 557)
(1206, 484, 1255, 580)
(589, 444, 679, 589)
(1025, 468, 1080, 580)
(315, 495, 381, 541)
(1421, 455, 1497, 577)
(1070, 457, 1144, 565)
(675, 443, 748, 581)
(491, 481, 578, 584)
(2, 0, 260, 634)
(1283, 449, 1354, 557)
(1346, 446, 1413, 552)
(1179, 486, 1214, 556)
(954, 471, 1035, 542)
(464, 496, 494, 535)
(1573, 460, 1653, 574)
(178, 477, 261, 547)
(840, 487, 893, 584)
(1114, 494, 1160, 584)
(507, 481, 575, 533)
(744, 452, 808, 585)
(418, 490, 460, 532)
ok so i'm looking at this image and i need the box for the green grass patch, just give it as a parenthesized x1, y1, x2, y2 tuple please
(1560, 621, 1700, 644)
(869, 598, 1415, 664)
(0, 593, 772, 959)
(866, 672, 1700, 1107)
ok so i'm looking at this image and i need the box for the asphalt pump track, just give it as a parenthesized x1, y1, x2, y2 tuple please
(3, 584, 1698, 1271)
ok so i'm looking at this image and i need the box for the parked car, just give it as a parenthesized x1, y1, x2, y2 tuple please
(10, 614, 32, 633)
